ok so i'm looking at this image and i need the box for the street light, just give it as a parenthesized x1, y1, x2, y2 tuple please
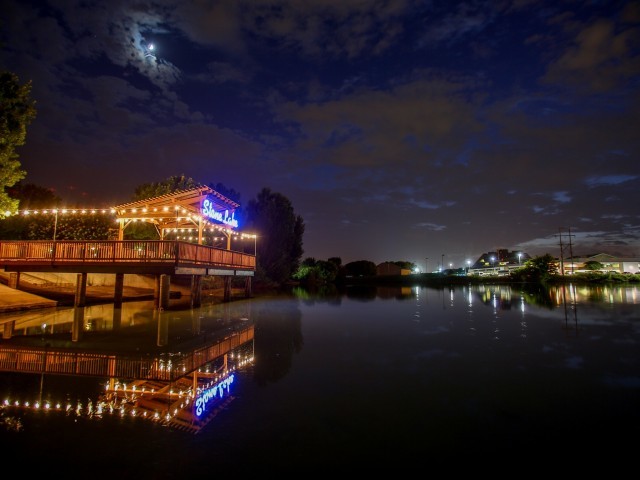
(466, 260, 471, 274)
(518, 252, 522, 265)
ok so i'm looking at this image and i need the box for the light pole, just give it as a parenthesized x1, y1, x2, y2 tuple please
(518, 252, 522, 265)
(441, 254, 444, 272)
(425, 257, 428, 273)
(466, 260, 471, 274)
(52, 209, 58, 241)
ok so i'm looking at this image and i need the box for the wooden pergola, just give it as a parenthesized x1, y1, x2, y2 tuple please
(113, 185, 243, 248)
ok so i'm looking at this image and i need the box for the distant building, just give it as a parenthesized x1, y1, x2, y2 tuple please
(468, 250, 640, 276)
(376, 262, 411, 276)
(562, 253, 640, 274)
(468, 249, 530, 276)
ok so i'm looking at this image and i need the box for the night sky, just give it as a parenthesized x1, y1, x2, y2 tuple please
(1, 0, 638, 269)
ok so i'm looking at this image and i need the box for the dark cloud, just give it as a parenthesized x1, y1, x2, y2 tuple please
(1, 0, 638, 267)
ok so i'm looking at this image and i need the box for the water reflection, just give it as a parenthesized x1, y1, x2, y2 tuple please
(3, 300, 159, 336)
(1, 282, 639, 440)
(328, 282, 640, 309)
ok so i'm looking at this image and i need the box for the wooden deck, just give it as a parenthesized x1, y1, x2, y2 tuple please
(0, 240, 255, 275)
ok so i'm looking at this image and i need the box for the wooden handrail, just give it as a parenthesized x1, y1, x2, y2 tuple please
(0, 240, 255, 270)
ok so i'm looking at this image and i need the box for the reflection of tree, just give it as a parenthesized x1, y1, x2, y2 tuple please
(376, 286, 414, 300)
(253, 300, 304, 387)
(344, 285, 377, 301)
(291, 285, 343, 305)
(519, 284, 555, 309)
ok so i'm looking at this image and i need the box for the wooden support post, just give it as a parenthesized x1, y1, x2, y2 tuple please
(154, 274, 170, 309)
(114, 273, 124, 309)
(154, 274, 161, 308)
(156, 309, 168, 347)
(244, 276, 252, 297)
(112, 307, 122, 330)
(72, 306, 84, 342)
(191, 274, 202, 308)
(8, 272, 20, 289)
(3, 321, 15, 339)
(113, 272, 124, 330)
(74, 272, 87, 307)
(223, 276, 231, 302)
(160, 274, 171, 309)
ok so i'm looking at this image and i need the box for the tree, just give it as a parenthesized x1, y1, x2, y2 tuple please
(0, 182, 62, 239)
(0, 72, 37, 218)
(521, 253, 559, 282)
(392, 260, 416, 271)
(344, 260, 377, 277)
(207, 182, 242, 204)
(7, 182, 60, 208)
(584, 261, 604, 271)
(133, 174, 199, 200)
(293, 257, 341, 286)
(25, 212, 112, 240)
(245, 188, 305, 285)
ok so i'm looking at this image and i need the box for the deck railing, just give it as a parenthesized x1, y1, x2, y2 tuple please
(0, 240, 255, 270)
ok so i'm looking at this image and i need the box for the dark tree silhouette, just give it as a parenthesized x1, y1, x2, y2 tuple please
(245, 188, 305, 286)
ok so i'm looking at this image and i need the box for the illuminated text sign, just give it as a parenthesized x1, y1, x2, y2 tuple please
(202, 198, 239, 228)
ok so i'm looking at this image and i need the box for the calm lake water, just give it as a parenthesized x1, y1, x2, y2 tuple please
(1, 283, 638, 476)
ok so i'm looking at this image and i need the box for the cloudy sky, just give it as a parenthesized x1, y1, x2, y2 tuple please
(1, 0, 639, 269)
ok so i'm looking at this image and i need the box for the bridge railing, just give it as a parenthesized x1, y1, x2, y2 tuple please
(0, 240, 255, 270)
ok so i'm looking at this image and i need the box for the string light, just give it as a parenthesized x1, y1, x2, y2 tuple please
(5, 200, 257, 249)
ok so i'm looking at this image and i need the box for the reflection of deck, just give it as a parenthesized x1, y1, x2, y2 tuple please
(104, 368, 248, 434)
(0, 324, 254, 381)
(0, 240, 255, 275)
(1, 330, 254, 434)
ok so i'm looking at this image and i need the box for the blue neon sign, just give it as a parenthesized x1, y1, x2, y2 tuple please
(202, 198, 239, 228)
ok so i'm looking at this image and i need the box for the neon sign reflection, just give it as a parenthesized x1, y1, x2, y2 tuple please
(194, 374, 235, 418)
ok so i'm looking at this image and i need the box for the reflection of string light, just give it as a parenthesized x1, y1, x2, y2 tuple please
(3, 345, 255, 433)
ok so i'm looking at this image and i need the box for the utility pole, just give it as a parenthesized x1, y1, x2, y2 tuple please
(557, 227, 575, 276)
